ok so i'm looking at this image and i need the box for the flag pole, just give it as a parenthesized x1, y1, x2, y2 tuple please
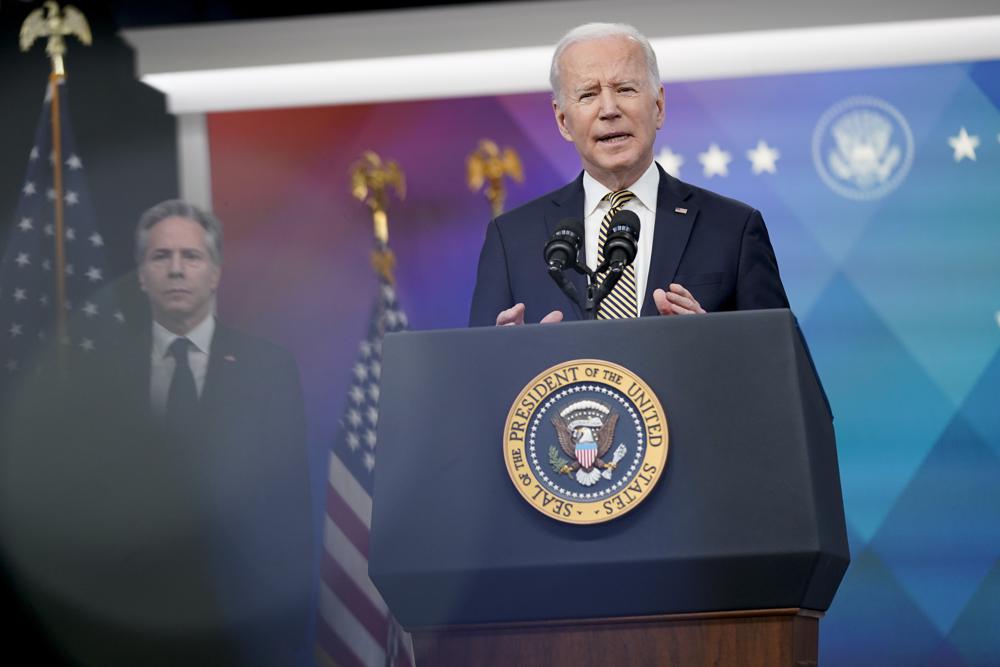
(20, 1, 92, 366)
(50, 71, 67, 352)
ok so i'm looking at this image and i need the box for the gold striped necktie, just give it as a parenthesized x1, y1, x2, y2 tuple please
(596, 189, 638, 319)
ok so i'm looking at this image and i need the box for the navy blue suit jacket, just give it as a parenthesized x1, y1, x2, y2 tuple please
(1, 320, 314, 666)
(469, 165, 789, 326)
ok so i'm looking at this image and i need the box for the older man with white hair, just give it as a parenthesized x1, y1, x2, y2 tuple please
(469, 22, 788, 326)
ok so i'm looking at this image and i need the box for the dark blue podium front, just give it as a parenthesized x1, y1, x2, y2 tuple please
(369, 310, 848, 629)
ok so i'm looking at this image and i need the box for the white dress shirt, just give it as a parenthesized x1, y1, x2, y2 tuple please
(582, 160, 660, 316)
(150, 314, 215, 417)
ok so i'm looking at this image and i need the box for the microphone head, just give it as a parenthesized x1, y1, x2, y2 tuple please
(602, 209, 641, 267)
(544, 217, 584, 269)
(607, 209, 640, 241)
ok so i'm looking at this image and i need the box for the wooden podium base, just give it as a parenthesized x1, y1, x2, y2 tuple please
(411, 608, 821, 667)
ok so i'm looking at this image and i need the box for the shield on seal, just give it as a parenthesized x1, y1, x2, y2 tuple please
(575, 440, 597, 468)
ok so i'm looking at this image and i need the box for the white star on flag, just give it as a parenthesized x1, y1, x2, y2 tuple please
(65, 191, 79, 206)
(22, 182, 36, 196)
(747, 140, 780, 174)
(66, 154, 82, 169)
(13, 288, 27, 303)
(367, 384, 380, 401)
(82, 302, 98, 317)
(353, 363, 367, 381)
(359, 340, 372, 357)
(15, 253, 30, 268)
(349, 386, 365, 404)
(949, 127, 979, 162)
(363, 452, 375, 471)
(346, 432, 360, 450)
(366, 406, 379, 424)
(89, 233, 103, 247)
(346, 409, 362, 427)
(699, 143, 732, 178)
(656, 147, 684, 177)
(18, 218, 33, 232)
(10, 323, 23, 338)
(85, 267, 103, 282)
(364, 430, 377, 448)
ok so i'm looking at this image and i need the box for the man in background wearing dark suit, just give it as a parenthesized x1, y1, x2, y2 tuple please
(0, 200, 313, 666)
(469, 23, 788, 326)
(119, 199, 314, 665)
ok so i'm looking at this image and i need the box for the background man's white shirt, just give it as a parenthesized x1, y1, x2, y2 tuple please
(150, 314, 214, 416)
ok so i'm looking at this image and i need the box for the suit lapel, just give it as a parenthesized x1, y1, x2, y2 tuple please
(641, 167, 699, 316)
(200, 320, 235, 417)
(544, 174, 587, 320)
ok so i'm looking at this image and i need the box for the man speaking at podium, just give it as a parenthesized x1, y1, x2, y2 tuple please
(469, 23, 789, 327)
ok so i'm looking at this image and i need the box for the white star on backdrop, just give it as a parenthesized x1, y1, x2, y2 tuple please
(22, 182, 36, 196)
(15, 253, 30, 268)
(85, 267, 103, 282)
(656, 147, 684, 177)
(13, 288, 27, 303)
(18, 218, 33, 232)
(65, 191, 79, 206)
(82, 302, 98, 317)
(80, 339, 95, 352)
(29, 147, 39, 161)
(46, 188, 56, 200)
(113, 310, 125, 323)
(9, 323, 23, 338)
(746, 140, 780, 174)
(699, 143, 732, 178)
(40, 295, 49, 306)
(949, 127, 979, 162)
(66, 154, 83, 170)
(89, 233, 103, 247)
(65, 264, 74, 276)
(66, 227, 76, 241)
(43, 224, 54, 236)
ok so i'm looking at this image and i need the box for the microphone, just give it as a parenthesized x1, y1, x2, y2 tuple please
(594, 210, 641, 309)
(544, 218, 584, 304)
(544, 218, 584, 271)
(597, 209, 640, 274)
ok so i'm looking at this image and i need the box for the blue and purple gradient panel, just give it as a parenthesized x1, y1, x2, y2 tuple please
(208, 58, 1000, 665)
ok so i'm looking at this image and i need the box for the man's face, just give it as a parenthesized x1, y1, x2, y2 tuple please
(138, 216, 221, 331)
(553, 36, 664, 189)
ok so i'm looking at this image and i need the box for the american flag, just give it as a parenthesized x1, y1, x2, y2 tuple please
(0, 80, 123, 400)
(317, 262, 414, 667)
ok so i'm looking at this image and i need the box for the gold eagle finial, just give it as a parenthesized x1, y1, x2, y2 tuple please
(467, 139, 523, 218)
(20, 2, 92, 77)
(350, 151, 406, 283)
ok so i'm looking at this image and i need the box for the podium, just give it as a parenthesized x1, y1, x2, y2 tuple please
(370, 310, 848, 666)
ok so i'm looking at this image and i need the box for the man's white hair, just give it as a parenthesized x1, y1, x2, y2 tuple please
(549, 22, 661, 105)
